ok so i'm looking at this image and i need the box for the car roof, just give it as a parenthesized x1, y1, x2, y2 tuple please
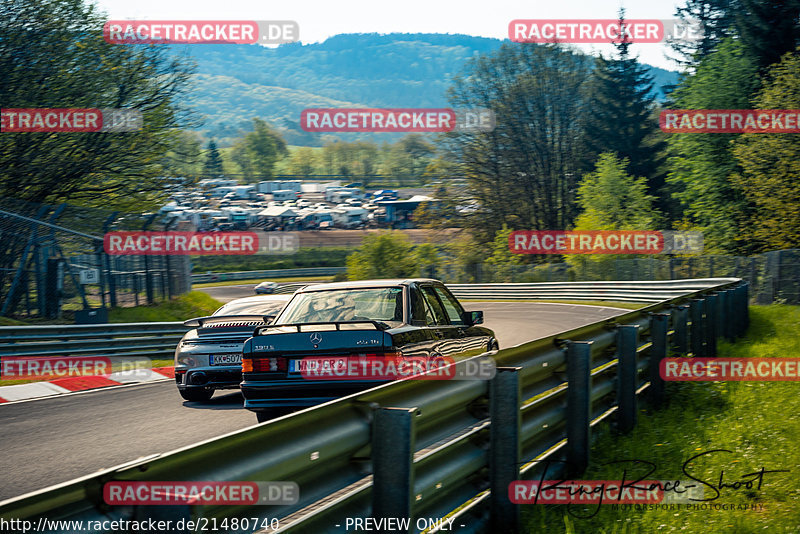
(296, 278, 441, 292)
(217, 294, 291, 306)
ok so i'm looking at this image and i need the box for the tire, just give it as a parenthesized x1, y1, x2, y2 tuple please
(179, 388, 214, 402)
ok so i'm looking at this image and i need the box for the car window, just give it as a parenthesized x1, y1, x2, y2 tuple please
(420, 285, 449, 325)
(277, 287, 404, 324)
(214, 299, 287, 316)
(434, 286, 466, 325)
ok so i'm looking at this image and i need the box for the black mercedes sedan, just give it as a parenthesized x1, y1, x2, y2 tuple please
(240, 279, 497, 422)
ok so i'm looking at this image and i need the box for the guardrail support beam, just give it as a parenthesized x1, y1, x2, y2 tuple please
(616, 325, 639, 434)
(566, 341, 592, 477)
(372, 407, 416, 528)
(689, 299, 705, 357)
(671, 305, 688, 355)
(489, 367, 521, 533)
(704, 294, 718, 357)
(649, 314, 669, 408)
(723, 289, 736, 342)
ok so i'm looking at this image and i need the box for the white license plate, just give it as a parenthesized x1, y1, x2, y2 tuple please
(210, 354, 242, 365)
(290, 358, 349, 373)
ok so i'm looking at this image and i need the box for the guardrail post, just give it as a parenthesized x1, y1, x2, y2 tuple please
(704, 294, 718, 357)
(689, 299, 705, 357)
(649, 314, 669, 408)
(616, 325, 638, 434)
(742, 282, 750, 330)
(489, 367, 521, 533)
(734, 284, 746, 337)
(373, 407, 416, 528)
(671, 305, 688, 355)
(723, 289, 736, 342)
(717, 290, 727, 341)
(566, 341, 592, 476)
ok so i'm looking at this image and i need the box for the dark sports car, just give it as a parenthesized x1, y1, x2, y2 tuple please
(240, 279, 497, 422)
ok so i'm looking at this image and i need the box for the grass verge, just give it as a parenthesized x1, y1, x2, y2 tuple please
(523, 304, 800, 533)
(108, 291, 222, 322)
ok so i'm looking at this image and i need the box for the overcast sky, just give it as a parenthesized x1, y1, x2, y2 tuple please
(90, 0, 688, 70)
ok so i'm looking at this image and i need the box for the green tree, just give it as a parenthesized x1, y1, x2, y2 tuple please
(442, 43, 596, 244)
(346, 232, 438, 280)
(665, 38, 759, 254)
(0, 0, 195, 208)
(203, 139, 224, 177)
(231, 118, 288, 182)
(285, 147, 318, 177)
(585, 10, 666, 210)
(162, 131, 203, 179)
(731, 49, 800, 250)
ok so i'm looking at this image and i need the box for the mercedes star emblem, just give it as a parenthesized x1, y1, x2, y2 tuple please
(309, 333, 323, 344)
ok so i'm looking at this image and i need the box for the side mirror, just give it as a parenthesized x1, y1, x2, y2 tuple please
(264, 314, 277, 324)
(464, 311, 483, 325)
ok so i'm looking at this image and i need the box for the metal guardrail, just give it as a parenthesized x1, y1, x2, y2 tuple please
(0, 322, 188, 361)
(0, 279, 749, 534)
(191, 267, 346, 284)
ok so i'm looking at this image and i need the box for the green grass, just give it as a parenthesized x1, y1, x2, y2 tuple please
(523, 304, 800, 533)
(0, 316, 28, 325)
(192, 275, 333, 288)
(107, 291, 223, 322)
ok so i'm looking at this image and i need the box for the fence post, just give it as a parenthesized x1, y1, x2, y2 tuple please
(704, 294, 717, 357)
(490, 368, 521, 533)
(649, 314, 669, 408)
(373, 407, 416, 529)
(616, 325, 639, 433)
(671, 305, 688, 355)
(743, 282, 750, 329)
(717, 290, 727, 342)
(689, 299, 705, 357)
(566, 341, 592, 476)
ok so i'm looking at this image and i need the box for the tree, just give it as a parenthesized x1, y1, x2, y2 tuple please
(668, 0, 737, 67)
(285, 147, 318, 177)
(442, 43, 596, 244)
(565, 153, 661, 274)
(573, 153, 661, 231)
(0, 0, 195, 208)
(665, 38, 759, 254)
(585, 10, 666, 211)
(346, 232, 439, 280)
(231, 118, 288, 182)
(731, 49, 800, 250)
(202, 139, 224, 177)
(733, 0, 800, 72)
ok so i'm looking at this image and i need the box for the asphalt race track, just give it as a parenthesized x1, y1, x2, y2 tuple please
(0, 299, 628, 501)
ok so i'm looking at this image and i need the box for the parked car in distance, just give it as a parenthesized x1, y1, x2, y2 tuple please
(255, 281, 279, 294)
(174, 294, 291, 402)
(240, 279, 497, 422)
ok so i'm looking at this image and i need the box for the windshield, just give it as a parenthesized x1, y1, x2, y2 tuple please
(277, 287, 404, 324)
(214, 299, 287, 316)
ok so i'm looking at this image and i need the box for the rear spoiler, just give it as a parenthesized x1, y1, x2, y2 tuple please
(183, 314, 275, 328)
(255, 320, 391, 336)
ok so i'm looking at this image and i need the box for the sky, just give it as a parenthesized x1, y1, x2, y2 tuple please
(90, 0, 689, 70)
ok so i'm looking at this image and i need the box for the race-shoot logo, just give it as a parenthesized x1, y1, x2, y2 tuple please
(660, 110, 800, 133)
(104, 231, 298, 256)
(103, 21, 298, 44)
(1, 109, 142, 133)
(103, 481, 298, 505)
(661, 358, 800, 381)
(509, 231, 703, 254)
(509, 19, 701, 44)
(300, 108, 495, 133)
